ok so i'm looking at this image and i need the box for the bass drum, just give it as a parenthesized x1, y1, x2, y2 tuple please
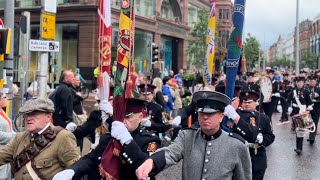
(260, 76, 273, 103)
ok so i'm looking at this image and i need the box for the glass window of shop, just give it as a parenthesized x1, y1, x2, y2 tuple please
(111, 0, 121, 9)
(188, 3, 198, 27)
(23, 23, 78, 83)
(161, 0, 176, 20)
(111, 25, 153, 74)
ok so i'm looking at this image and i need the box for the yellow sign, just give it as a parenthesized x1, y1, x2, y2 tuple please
(41, 12, 56, 40)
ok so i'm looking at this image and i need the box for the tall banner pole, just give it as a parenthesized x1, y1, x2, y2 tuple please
(98, 0, 112, 101)
(99, 0, 136, 179)
(223, 0, 246, 132)
(203, 0, 216, 87)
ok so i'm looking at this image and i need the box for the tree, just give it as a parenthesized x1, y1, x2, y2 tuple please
(187, 9, 208, 69)
(300, 52, 317, 69)
(243, 33, 260, 71)
(187, 9, 222, 69)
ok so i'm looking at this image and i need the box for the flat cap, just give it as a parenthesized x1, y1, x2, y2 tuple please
(19, 97, 55, 114)
(194, 91, 231, 113)
(125, 98, 146, 117)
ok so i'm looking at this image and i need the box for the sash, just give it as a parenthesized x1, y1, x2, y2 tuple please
(11, 126, 63, 178)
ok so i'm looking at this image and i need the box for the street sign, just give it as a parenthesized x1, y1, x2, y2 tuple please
(29, 39, 60, 52)
(41, 12, 56, 40)
(42, 0, 57, 13)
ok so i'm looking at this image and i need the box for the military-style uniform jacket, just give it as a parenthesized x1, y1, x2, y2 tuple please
(287, 87, 313, 116)
(146, 102, 170, 133)
(0, 126, 79, 180)
(70, 127, 161, 180)
(306, 85, 320, 122)
(150, 128, 252, 180)
(249, 111, 275, 172)
(230, 109, 260, 143)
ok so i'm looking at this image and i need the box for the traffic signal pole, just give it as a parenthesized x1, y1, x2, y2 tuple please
(4, 0, 14, 118)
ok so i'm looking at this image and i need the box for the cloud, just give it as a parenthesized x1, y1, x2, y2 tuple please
(230, 0, 320, 49)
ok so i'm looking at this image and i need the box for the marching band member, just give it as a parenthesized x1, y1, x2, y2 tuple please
(287, 76, 313, 155)
(306, 75, 320, 144)
(239, 90, 275, 180)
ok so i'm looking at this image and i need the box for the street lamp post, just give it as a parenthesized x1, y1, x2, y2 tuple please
(295, 0, 300, 76)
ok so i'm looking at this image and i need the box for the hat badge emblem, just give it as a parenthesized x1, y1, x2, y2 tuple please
(202, 92, 208, 98)
(245, 92, 249, 96)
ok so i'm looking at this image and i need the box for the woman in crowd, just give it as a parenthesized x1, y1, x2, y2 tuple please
(152, 77, 165, 107)
(0, 92, 16, 180)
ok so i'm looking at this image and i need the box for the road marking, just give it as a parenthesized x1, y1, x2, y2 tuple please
(275, 121, 291, 126)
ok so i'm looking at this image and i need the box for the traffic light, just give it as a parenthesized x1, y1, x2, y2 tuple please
(0, 28, 11, 55)
(151, 43, 159, 64)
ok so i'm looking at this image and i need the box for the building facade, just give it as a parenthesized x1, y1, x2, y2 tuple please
(0, 0, 233, 84)
(310, 14, 320, 68)
(294, 19, 312, 57)
(282, 32, 294, 61)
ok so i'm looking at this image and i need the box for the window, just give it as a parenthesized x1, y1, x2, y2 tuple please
(161, 0, 175, 20)
(188, 3, 198, 27)
(219, 9, 229, 20)
(136, 0, 154, 17)
(111, 0, 121, 9)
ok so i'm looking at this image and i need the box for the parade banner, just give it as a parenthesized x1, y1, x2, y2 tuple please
(99, 0, 136, 179)
(98, 0, 112, 73)
(223, 0, 246, 132)
(203, 0, 216, 87)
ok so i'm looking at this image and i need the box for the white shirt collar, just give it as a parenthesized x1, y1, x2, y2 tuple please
(37, 123, 51, 135)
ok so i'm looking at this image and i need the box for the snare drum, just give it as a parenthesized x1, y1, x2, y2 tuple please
(292, 112, 314, 129)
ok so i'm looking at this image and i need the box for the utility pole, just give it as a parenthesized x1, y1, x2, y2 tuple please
(4, 1, 14, 118)
(295, 0, 300, 76)
(20, 11, 31, 105)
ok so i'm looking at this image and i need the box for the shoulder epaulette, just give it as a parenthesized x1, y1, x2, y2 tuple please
(229, 132, 246, 144)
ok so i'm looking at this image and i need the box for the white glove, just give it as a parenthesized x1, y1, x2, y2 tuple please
(99, 100, 113, 116)
(307, 105, 313, 111)
(65, 122, 77, 132)
(272, 93, 280, 97)
(172, 116, 181, 127)
(140, 118, 152, 127)
(288, 107, 293, 114)
(256, 133, 263, 144)
(53, 169, 75, 180)
(224, 105, 239, 120)
(111, 121, 133, 145)
(277, 105, 283, 113)
(315, 93, 319, 98)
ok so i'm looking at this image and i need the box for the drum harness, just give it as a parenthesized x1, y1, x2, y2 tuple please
(293, 89, 315, 132)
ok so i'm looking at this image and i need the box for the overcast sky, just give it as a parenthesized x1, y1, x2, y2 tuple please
(231, 0, 320, 50)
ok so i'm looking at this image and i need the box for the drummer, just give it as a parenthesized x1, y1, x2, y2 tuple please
(287, 76, 313, 155)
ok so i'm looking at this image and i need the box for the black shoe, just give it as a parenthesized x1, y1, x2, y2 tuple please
(307, 139, 315, 145)
(281, 117, 288, 122)
(294, 148, 302, 155)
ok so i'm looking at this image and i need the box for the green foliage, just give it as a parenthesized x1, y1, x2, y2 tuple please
(300, 52, 318, 69)
(187, 8, 209, 69)
(267, 52, 318, 70)
(243, 33, 260, 71)
(182, 73, 196, 81)
(267, 57, 291, 69)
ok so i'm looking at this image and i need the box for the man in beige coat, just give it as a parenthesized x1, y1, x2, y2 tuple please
(0, 97, 79, 180)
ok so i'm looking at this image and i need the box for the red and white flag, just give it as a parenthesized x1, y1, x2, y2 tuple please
(98, 0, 112, 74)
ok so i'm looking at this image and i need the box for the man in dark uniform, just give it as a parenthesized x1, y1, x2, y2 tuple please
(137, 84, 171, 135)
(239, 90, 275, 180)
(53, 99, 161, 180)
(287, 76, 313, 155)
(306, 75, 320, 144)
